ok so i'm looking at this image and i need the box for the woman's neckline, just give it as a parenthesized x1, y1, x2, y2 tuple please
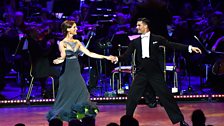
(63, 39, 77, 43)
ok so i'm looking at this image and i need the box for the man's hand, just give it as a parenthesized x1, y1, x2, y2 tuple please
(108, 55, 118, 63)
(191, 47, 202, 54)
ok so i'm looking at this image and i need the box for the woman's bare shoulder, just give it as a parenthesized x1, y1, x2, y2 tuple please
(60, 39, 66, 43)
(74, 39, 80, 43)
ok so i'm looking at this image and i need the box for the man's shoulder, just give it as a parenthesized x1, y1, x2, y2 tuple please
(151, 33, 164, 38)
(151, 34, 167, 41)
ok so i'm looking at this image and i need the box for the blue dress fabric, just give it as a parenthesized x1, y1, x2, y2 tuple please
(47, 41, 98, 122)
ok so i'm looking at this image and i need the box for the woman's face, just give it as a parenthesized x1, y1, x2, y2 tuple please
(68, 23, 78, 35)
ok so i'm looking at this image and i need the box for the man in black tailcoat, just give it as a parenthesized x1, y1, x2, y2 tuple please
(111, 18, 202, 126)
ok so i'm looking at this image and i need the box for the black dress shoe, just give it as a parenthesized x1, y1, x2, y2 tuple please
(147, 101, 157, 108)
(157, 100, 163, 107)
(180, 120, 189, 126)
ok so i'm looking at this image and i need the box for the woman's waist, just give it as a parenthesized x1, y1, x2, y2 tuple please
(66, 55, 78, 59)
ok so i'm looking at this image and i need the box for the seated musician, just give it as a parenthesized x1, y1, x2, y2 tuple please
(27, 23, 60, 98)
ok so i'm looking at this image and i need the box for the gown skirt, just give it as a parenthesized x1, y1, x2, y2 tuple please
(47, 57, 98, 122)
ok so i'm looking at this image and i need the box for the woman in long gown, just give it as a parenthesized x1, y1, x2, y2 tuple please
(47, 20, 112, 122)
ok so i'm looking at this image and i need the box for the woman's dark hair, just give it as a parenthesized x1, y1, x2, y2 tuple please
(137, 17, 151, 29)
(61, 20, 75, 36)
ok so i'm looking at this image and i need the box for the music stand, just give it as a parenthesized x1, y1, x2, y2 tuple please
(193, 36, 214, 94)
(111, 34, 131, 95)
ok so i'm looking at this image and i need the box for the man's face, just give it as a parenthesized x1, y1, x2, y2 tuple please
(14, 15, 24, 26)
(136, 21, 149, 34)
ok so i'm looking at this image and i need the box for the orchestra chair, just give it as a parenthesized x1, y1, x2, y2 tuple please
(26, 53, 55, 101)
(111, 46, 179, 93)
(111, 66, 133, 91)
(111, 49, 136, 93)
(160, 46, 178, 93)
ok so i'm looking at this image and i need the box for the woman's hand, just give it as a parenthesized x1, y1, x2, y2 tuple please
(53, 58, 64, 64)
(105, 55, 112, 60)
(105, 55, 117, 63)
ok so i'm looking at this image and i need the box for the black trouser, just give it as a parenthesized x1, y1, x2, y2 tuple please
(143, 84, 157, 104)
(126, 59, 184, 124)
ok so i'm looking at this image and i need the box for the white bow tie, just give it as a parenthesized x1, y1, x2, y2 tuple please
(141, 35, 149, 38)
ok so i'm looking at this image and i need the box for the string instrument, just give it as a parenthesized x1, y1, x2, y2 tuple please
(212, 53, 224, 76)
(212, 59, 224, 76)
(0, 22, 12, 37)
(27, 23, 51, 41)
(77, 23, 98, 33)
(52, 32, 64, 40)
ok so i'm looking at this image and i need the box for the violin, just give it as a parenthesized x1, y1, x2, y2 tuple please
(212, 58, 224, 76)
(28, 23, 51, 41)
(0, 22, 12, 36)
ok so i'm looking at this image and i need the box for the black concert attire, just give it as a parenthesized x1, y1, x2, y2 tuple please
(1, 24, 30, 94)
(28, 33, 60, 98)
(118, 33, 190, 124)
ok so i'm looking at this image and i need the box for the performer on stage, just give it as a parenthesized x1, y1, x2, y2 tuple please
(47, 20, 113, 122)
(111, 18, 202, 126)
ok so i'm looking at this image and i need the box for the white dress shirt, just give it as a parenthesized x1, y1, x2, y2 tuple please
(141, 32, 150, 58)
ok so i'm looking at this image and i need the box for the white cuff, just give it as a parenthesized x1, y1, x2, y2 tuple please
(188, 45, 192, 53)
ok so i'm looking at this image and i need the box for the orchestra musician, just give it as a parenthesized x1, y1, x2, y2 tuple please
(1, 11, 30, 96)
(27, 22, 60, 98)
(0, 22, 11, 92)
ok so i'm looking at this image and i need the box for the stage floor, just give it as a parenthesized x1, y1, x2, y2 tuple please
(0, 102, 223, 126)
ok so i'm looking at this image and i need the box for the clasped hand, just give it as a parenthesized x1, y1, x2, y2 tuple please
(106, 55, 118, 63)
(191, 47, 202, 54)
